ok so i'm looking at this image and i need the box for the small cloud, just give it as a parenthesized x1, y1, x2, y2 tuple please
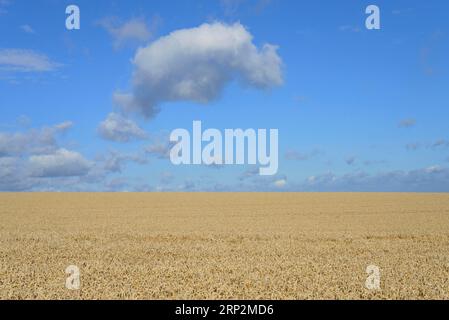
(145, 133, 175, 160)
(431, 139, 449, 149)
(20, 24, 35, 34)
(345, 156, 357, 166)
(406, 142, 420, 151)
(398, 118, 416, 128)
(0, 49, 61, 72)
(97, 17, 154, 49)
(239, 166, 260, 181)
(54, 121, 73, 132)
(98, 113, 147, 143)
(274, 179, 287, 188)
(425, 165, 443, 174)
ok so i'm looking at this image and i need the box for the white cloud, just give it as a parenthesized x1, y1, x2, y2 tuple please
(29, 149, 91, 178)
(425, 165, 443, 174)
(0, 49, 60, 72)
(20, 24, 35, 34)
(54, 121, 73, 132)
(98, 17, 152, 49)
(116, 22, 283, 118)
(274, 179, 287, 188)
(98, 113, 147, 142)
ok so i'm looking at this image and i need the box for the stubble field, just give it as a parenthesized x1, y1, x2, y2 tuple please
(1, 192, 449, 300)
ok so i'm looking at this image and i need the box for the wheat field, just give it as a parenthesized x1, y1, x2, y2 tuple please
(1, 193, 449, 300)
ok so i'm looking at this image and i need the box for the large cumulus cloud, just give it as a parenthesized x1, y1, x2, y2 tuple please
(115, 22, 283, 118)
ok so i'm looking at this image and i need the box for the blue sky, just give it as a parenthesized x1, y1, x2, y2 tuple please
(0, 0, 448, 191)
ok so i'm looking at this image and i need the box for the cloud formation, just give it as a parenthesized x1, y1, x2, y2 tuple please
(20, 24, 35, 34)
(116, 22, 283, 118)
(0, 121, 72, 157)
(302, 166, 449, 192)
(29, 149, 91, 178)
(0, 49, 60, 72)
(98, 113, 147, 143)
(274, 178, 287, 188)
(0, 119, 153, 191)
(0, 121, 96, 190)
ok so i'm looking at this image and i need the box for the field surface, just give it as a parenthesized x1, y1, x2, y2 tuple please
(1, 193, 449, 300)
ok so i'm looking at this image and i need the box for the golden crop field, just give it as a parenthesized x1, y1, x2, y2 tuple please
(1, 192, 449, 300)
